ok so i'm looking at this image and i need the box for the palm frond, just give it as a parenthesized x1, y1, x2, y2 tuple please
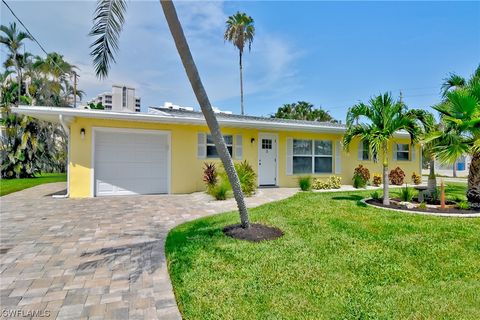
(89, 0, 127, 78)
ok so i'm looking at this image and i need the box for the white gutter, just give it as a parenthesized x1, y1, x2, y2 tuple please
(53, 114, 72, 198)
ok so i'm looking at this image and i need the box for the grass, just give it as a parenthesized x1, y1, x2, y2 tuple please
(166, 182, 480, 319)
(0, 173, 66, 196)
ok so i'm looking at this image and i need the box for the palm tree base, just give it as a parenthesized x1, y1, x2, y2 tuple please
(223, 223, 283, 242)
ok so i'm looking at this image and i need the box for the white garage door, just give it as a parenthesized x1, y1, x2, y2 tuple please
(94, 129, 169, 196)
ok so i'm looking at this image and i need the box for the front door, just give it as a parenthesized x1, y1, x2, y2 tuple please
(258, 133, 277, 186)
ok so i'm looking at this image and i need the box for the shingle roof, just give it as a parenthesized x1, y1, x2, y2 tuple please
(149, 107, 346, 128)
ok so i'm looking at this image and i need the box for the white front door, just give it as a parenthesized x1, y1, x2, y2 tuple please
(258, 133, 277, 186)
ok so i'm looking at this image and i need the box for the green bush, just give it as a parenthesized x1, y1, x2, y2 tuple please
(298, 176, 312, 191)
(418, 201, 427, 210)
(312, 176, 342, 190)
(209, 178, 231, 200)
(353, 174, 367, 188)
(399, 185, 415, 202)
(457, 201, 470, 210)
(370, 190, 380, 200)
(352, 165, 370, 188)
(234, 160, 257, 196)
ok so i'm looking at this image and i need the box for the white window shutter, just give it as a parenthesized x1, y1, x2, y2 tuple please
(335, 141, 342, 174)
(411, 145, 416, 161)
(197, 133, 206, 159)
(235, 135, 243, 160)
(358, 140, 364, 160)
(286, 138, 293, 175)
(393, 143, 398, 161)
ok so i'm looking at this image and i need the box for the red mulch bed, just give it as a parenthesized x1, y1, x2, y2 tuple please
(223, 223, 284, 242)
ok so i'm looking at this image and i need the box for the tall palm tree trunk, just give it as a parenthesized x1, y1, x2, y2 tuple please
(427, 158, 437, 193)
(160, 0, 250, 228)
(239, 50, 244, 115)
(453, 159, 457, 178)
(466, 152, 480, 206)
(382, 144, 390, 205)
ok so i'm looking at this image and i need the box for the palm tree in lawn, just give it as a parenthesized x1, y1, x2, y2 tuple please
(224, 12, 255, 115)
(419, 111, 440, 192)
(343, 93, 424, 205)
(0, 22, 32, 104)
(427, 67, 480, 206)
(89, 0, 250, 228)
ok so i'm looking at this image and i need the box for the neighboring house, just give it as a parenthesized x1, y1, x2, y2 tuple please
(87, 84, 141, 112)
(15, 106, 422, 198)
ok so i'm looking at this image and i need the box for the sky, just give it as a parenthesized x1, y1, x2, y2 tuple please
(1, 0, 479, 121)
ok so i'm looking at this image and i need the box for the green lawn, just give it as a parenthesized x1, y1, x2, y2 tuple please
(166, 183, 480, 319)
(0, 173, 66, 196)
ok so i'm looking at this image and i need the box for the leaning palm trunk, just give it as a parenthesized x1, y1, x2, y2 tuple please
(466, 152, 480, 206)
(239, 50, 244, 115)
(160, 0, 250, 228)
(382, 144, 390, 205)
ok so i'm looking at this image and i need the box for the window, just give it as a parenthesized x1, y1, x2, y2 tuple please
(362, 140, 370, 160)
(396, 144, 410, 160)
(122, 87, 127, 108)
(207, 134, 233, 158)
(292, 139, 332, 174)
(262, 139, 272, 150)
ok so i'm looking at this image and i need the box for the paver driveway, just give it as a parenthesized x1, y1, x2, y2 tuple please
(0, 183, 296, 319)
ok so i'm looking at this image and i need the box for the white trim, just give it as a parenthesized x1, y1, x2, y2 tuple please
(14, 105, 409, 137)
(91, 126, 171, 196)
(258, 132, 279, 186)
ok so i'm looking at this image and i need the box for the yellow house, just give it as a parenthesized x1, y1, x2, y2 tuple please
(16, 106, 422, 198)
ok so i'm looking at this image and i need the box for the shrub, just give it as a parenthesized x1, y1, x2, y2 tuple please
(312, 176, 342, 190)
(372, 174, 382, 187)
(203, 162, 217, 188)
(399, 185, 415, 202)
(234, 160, 257, 196)
(353, 174, 367, 188)
(353, 165, 370, 185)
(411, 172, 421, 185)
(209, 179, 230, 200)
(371, 191, 380, 200)
(389, 167, 405, 185)
(418, 201, 427, 210)
(298, 176, 312, 191)
(457, 201, 470, 210)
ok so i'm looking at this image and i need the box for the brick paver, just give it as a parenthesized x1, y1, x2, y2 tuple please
(0, 183, 296, 319)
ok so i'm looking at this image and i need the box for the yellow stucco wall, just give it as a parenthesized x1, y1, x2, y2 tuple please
(68, 118, 421, 197)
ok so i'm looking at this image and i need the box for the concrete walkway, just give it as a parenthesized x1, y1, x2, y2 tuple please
(0, 183, 297, 319)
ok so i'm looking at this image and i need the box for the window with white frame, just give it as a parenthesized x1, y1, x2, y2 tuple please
(206, 134, 233, 158)
(396, 144, 410, 160)
(292, 139, 333, 174)
(361, 140, 370, 160)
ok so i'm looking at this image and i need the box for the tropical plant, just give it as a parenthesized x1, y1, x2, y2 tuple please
(457, 201, 470, 210)
(312, 176, 341, 190)
(343, 93, 426, 205)
(298, 176, 312, 191)
(202, 162, 217, 188)
(209, 177, 231, 200)
(234, 160, 256, 196)
(224, 11, 255, 115)
(88, 102, 105, 110)
(389, 167, 405, 185)
(427, 66, 480, 206)
(272, 101, 336, 122)
(0, 22, 32, 103)
(399, 185, 415, 202)
(89, 0, 251, 228)
(353, 165, 370, 186)
(411, 172, 422, 185)
(418, 201, 427, 210)
(370, 190, 380, 200)
(372, 173, 382, 187)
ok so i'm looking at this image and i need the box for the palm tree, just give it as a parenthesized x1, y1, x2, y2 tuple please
(0, 22, 32, 104)
(428, 67, 480, 206)
(343, 93, 424, 205)
(89, 0, 250, 228)
(418, 111, 440, 192)
(224, 12, 255, 115)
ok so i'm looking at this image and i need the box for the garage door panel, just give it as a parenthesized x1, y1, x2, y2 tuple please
(94, 130, 169, 196)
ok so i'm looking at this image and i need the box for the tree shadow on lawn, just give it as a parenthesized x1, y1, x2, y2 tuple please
(331, 195, 367, 207)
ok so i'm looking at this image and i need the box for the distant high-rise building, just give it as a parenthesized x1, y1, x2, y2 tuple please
(87, 84, 141, 112)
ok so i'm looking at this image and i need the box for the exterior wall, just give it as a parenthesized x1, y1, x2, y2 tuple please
(69, 118, 421, 198)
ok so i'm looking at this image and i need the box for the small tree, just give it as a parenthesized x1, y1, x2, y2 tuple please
(272, 101, 336, 122)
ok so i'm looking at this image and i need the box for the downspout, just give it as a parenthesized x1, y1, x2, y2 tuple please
(53, 114, 70, 198)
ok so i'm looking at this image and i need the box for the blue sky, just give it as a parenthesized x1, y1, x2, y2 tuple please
(1, 1, 479, 121)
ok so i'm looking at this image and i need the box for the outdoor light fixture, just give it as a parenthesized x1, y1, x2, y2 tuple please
(251, 138, 255, 144)
(80, 128, 86, 140)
